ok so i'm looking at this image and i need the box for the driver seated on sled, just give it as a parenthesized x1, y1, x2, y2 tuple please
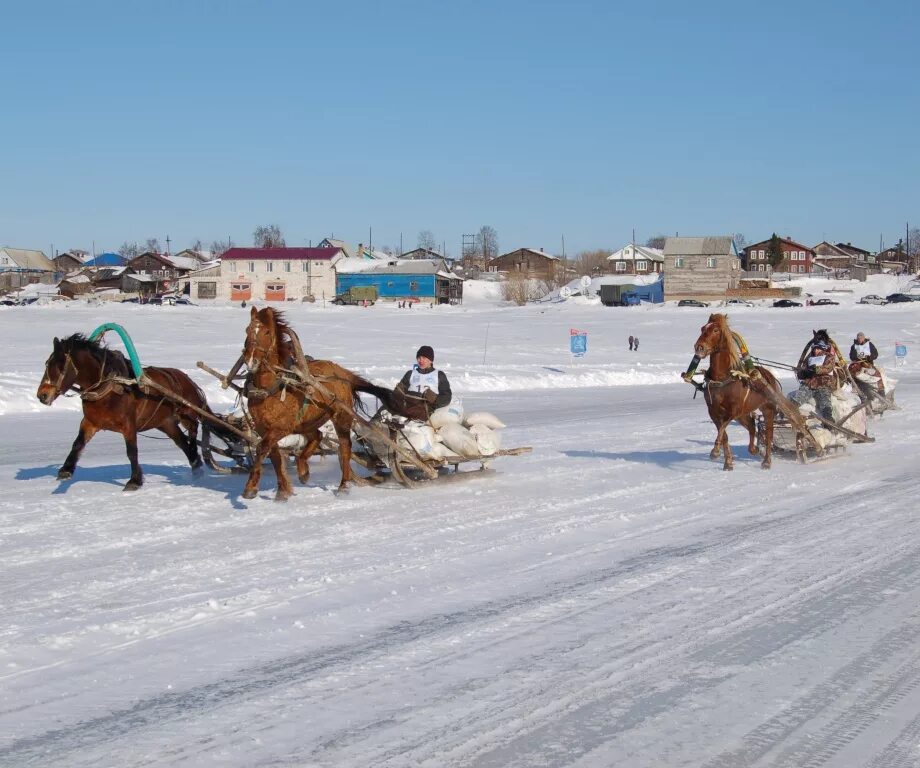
(792, 340, 838, 421)
(848, 331, 884, 395)
(394, 345, 452, 419)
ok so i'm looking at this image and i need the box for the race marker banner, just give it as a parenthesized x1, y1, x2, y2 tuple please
(570, 328, 588, 357)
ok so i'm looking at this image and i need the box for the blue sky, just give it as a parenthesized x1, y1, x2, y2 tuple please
(2, 0, 917, 256)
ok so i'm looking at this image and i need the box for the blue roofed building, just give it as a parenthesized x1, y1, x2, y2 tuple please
(335, 258, 463, 304)
(83, 252, 127, 267)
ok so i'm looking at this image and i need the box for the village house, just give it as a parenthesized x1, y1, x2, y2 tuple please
(663, 236, 740, 300)
(317, 238, 355, 258)
(836, 242, 873, 264)
(743, 236, 815, 274)
(215, 246, 344, 302)
(606, 244, 665, 276)
(0, 247, 57, 291)
(812, 241, 854, 273)
(488, 247, 562, 282)
(53, 251, 87, 274)
(126, 252, 192, 294)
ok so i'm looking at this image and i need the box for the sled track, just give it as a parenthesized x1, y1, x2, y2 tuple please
(4, 476, 920, 766)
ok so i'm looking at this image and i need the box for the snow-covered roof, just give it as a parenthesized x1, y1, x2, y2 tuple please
(167, 255, 201, 271)
(607, 244, 665, 263)
(0, 247, 55, 271)
(336, 258, 452, 276)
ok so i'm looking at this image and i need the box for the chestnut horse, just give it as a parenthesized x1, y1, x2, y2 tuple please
(241, 306, 409, 500)
(691, 314, 782, 471)
(37, 334, 213, 490)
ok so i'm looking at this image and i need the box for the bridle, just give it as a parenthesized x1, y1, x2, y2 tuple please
(245, 318, 276, 372)
(41, 352, 78, 401)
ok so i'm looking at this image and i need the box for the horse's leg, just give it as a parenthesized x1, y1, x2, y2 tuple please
(122, 416, 143, 491)
(718, 421, 734, 471)
(58, 417, 99, 480)
(181, 413, 203, 470)
(295, 430, 323, 485)
(242, 427, 286, 499)
(159, 418, 203, 475)
(708, 407, 722, 459)
(739, 413, 758, 456)
(332, 414, 354, 494)
(761, 406, 775, 469)
(268, 443, 294, 502)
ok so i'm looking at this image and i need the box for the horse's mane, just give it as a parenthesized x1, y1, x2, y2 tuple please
(709, 314, 741, 368)
(60, 333, 132, 376)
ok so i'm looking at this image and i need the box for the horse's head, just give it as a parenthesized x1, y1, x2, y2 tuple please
(693, 313, 728, 358)
(244, 306, 279, 371)
(37, 337, 77, 405)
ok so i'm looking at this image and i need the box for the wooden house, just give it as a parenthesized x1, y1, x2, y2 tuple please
(606, 244, 664, 276)
(663, 236, 741, 299)
(488, 248, 562, 281)
(743, 236, 815, 274)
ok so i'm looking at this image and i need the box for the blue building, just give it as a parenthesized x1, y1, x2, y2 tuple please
(335, 259, 463, 304)
(83, 252, 127, 267)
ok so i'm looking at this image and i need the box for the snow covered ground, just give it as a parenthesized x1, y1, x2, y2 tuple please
(2, 276, 920, 767)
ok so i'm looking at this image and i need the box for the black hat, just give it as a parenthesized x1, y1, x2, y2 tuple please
(416, 345, 434, 361)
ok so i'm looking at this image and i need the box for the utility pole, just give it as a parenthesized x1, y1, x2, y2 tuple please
(165, 235, 171, 256)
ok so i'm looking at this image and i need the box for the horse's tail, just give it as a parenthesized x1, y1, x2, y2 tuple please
(351, 377, 411, 418)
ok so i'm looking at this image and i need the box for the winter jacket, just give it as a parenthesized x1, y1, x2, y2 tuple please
(398, 365, 452, 410)
(849, 339, 878, 364)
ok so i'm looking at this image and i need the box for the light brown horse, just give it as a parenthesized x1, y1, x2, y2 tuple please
(241, 306, 409, 500)
(36, 334, 212, 490)
(691, 314, 781, 471)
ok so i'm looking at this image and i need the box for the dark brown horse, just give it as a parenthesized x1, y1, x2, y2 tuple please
(241, 306, 409, 500)
(36, 334, 211, 490)
(691, 314, 781, 471)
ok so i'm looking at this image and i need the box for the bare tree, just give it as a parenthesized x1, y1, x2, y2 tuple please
(475, 225, 499, 262)
(145, 237, 161, 253)
(573, 248, 611, 276)
(733, 233, 747, 251)
(909, 227, 920, 271)
(417, 230, 436, 251)
(209, 239, 234, 258)
(645, 235, 667, 250)
(118, 241, 139, 259)
(189, 238, 203, 253)
(254, 224, 285, 248)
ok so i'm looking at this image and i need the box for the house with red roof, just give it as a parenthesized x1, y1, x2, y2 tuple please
(742, 236, 816, 274)
(215, 247, 344, 302)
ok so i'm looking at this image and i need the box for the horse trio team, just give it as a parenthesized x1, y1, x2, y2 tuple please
(35, 307, 887, 497)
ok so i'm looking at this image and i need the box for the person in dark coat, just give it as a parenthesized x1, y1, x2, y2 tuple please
(394, 345, 452, 418)
(848, 331, 884, 398)
(633, 337, 639, 351)
(849, 332, 878, 366)
(628, 335, 634, 351)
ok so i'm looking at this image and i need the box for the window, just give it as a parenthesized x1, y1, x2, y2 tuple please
(790, 252, 797, 261)
(758, 249, 765, 258)
(800, 265, 806, 273)
(615, 261, 627, 272)
(248, 261, 255, 272)
(197, 281, 217, 299)
(284, 261, 291, 272)
(707, 257, 717, 268)
(675, 257, 685, 268)
(409, 281, 419, 291)
(302, 262, 310, 272)
(636, 260, 647, 271)
(266, 262, 274, 272)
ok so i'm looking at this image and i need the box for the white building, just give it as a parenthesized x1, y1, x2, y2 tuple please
(194, 247, 344, 302)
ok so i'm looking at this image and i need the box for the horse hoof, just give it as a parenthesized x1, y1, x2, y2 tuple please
(709, 450, 720, 460)
(334, 486, 350, 497)
(57, 469, 73, 480)
(242, 488, 258, 500)
(298, 474, 310, 486)
(191, 464, 204, 478)
(123, 481, 142, 492)
(748, 447, 760, 456)
(723, 465, 733, 472)
(274, 493, 291, 503)
(761, 462, 772, 470)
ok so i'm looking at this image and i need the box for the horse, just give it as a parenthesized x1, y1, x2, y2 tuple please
(691, 314, 783, 471)
(240, 306, 411, 500)
(36, 334, 213, 491)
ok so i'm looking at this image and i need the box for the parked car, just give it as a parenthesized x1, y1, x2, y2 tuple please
(885, 293, 915, 303)
(147, 296, 163, 305)
(725, 298, 753, 307)
(812, 298, 840, 306)
(333, 286, 378, 306)
(174, 296, 195, 305)
(677, 299, 710, 307)
(772, 299, 802, 308)
(858, 294, 888, 305)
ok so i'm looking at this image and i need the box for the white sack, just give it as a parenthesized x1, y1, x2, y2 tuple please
(468, 423, 502, 456)
(429, 397, 464, 429)
(437, 422, 481, 458)
(463, 411, 506, 430)
(396, 422, 439, 459)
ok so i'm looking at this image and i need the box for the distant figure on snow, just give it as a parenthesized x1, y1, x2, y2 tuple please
(634, 337, 640, 351)
(628, 335, 635, 351)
